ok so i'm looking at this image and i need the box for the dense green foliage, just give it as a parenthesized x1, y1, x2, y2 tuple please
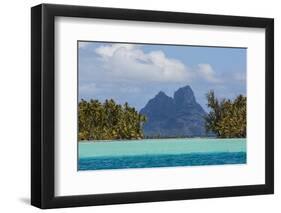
(205, 91, 246, 138)
(78, 99, 147, 140)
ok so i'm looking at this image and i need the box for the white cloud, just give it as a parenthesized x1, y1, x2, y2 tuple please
(80, 43, 225, 86)
(94, 44, 190, 83)
(197, 64, 221, 83)
(95, 44, 135, 57)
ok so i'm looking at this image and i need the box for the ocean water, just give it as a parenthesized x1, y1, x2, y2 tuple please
(78, 138, 246, 171)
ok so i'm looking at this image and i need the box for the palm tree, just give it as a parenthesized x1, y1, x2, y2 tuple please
(78, 99, 147, 141)
(205, 91, 246, 138)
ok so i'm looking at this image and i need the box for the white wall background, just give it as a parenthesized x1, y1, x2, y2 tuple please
(0, 0, 279, 212)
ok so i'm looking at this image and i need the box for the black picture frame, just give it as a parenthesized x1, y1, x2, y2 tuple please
(31, 3, 274, 209)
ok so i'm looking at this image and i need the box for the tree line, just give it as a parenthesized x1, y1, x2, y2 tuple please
(78, 91, 246, 140)
(78, 99, 147, 140)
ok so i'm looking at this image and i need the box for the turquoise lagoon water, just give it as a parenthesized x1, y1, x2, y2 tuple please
(78, 138, 246, 170)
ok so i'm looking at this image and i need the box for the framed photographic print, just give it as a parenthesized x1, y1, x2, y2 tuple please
(31, 3, 274, 209)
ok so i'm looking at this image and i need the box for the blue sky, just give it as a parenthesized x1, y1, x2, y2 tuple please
(78, 41, 246, 111)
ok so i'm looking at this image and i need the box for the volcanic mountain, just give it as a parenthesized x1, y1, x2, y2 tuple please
(140, 85, 207, 137)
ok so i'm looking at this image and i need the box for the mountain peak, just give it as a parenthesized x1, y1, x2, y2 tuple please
(140, 85, 207, 137)
(141, 90, 173, 111)
(156, 91, 168, 97)
(174, 85, 196, 106)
